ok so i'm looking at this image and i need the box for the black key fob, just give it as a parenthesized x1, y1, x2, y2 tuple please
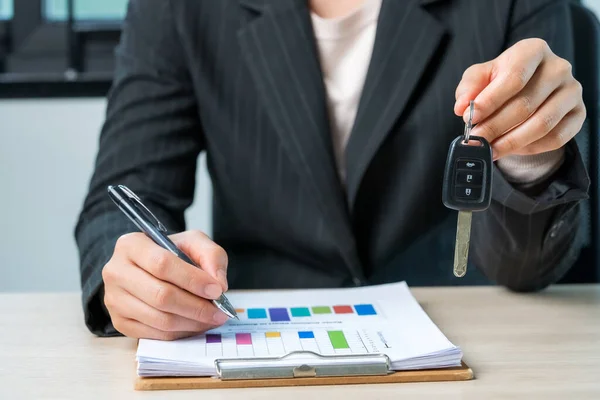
(442, 135, 493, 212)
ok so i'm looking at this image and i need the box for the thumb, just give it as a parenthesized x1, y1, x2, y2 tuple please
(454, 61, 494, 122)
(170, 231, 229, 292)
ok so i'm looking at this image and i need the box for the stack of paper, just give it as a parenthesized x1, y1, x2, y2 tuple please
(136, 281, 462, 377)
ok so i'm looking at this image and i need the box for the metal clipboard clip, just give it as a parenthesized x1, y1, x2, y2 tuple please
(214, 351, 392, 380)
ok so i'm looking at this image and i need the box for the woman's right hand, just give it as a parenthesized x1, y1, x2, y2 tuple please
(102, 230, 230, 340)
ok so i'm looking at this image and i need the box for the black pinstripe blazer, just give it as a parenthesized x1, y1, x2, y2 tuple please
(76, 0, 590, 336)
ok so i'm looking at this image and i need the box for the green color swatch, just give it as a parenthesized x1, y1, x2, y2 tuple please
(328, 331, 349, 349)
(311, 306, 332, 314)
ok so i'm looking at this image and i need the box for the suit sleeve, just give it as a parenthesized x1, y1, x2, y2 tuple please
(74, 0, 203, 336)
(471, 0, 591, 291)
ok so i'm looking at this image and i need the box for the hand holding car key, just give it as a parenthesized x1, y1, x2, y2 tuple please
(442, 101, 493, 277)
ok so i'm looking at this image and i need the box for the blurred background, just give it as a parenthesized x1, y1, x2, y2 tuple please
(0, 0, 599, 292)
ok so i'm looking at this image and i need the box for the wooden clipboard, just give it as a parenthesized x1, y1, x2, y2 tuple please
(135, 362, 473, 391)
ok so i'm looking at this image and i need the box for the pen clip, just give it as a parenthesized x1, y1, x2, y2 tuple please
(117, 185, 168, 233)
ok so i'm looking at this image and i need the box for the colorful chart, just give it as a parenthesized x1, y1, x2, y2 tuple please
(201, 329, 373, 358)
(234, 304, 379, 322)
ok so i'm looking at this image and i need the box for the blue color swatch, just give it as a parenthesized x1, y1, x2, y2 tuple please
(298, 331, 315, 339)
(247, 308, 268, 319)
(354, 304, 377, 316)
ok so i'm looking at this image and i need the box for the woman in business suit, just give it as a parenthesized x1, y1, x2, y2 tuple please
(77, 0, 588, 339)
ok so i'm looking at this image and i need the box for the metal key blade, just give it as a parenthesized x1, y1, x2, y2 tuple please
(463, 100, 475, 143)
(453, 211, 472, 277)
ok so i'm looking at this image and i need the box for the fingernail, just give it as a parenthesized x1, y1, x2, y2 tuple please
(204, 284, 222, 300)
(217, 269, 229, 291)
(213, 310, 229, 325)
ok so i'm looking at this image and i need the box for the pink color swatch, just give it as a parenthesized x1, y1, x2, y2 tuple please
(235, 333, 252, 345)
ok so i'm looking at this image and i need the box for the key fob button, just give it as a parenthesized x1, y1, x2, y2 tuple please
(456, 171, 483, 185)
(455, 186, 482, 199)
(456, 159, 483, 171)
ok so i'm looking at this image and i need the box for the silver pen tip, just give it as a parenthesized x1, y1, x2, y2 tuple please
(213, 294, 238, 320)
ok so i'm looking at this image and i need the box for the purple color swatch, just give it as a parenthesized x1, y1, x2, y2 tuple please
(206, 334, 221, 344)
(268, 308, 291, 322)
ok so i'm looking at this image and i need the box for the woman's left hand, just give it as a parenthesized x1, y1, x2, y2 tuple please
(454, 38, 586, 160)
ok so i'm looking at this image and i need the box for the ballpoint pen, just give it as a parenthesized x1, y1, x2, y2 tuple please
(107, 185, 238, 320)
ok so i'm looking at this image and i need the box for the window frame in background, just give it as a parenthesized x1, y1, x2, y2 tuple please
(0, 0, 121, 98)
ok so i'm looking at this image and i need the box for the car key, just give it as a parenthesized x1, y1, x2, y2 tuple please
(442, 101, 493, 277)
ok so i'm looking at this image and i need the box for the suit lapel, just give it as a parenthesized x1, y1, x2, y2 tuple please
(237, 0, 364, 279)
(345, 0, 448, 212)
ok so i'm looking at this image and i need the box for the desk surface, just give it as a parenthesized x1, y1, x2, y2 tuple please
(1, 285, 599, 399)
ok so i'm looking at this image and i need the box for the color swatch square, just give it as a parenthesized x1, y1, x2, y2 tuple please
(268, 308, 291, 322)
(298, 331, 315, 339)
(354, 304, 377, 316)
(311, 306, 332, 314)
(206, 334, 221, 344)
(247, 308, 267, 319)
(327, 330, 349, 349)
(235, 333, 252, 345)
(333, 305, 354, 314)
(291, 307, 311, 317)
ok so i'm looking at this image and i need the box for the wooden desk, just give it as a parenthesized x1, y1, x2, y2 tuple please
(1, 285, 599, 399)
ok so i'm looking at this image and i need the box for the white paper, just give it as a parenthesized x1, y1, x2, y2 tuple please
(136, 281, 462, 377)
